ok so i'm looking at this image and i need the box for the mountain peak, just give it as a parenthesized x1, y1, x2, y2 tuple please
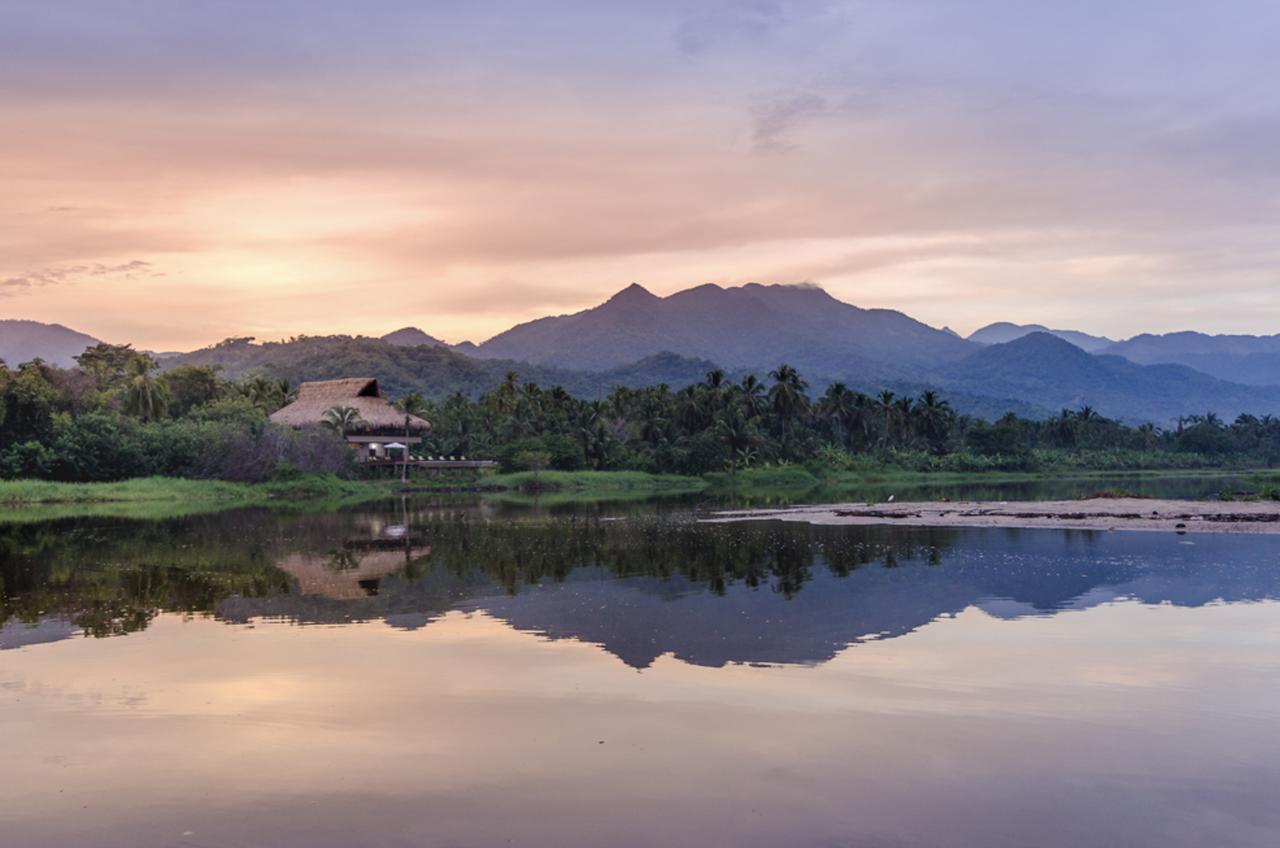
(969, 321, 1113, 352)
(381, 327, 445, 348)
(1002, 330, 1085, 350)
(606, 283, 659, 305)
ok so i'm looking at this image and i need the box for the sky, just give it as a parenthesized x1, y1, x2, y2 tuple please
(2, 0, 1279, 350)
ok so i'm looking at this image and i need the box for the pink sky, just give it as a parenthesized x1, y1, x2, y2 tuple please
(3, 1, 1279, 350)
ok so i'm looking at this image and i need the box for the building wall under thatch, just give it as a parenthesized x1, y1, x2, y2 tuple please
(270, 378, 431, 433)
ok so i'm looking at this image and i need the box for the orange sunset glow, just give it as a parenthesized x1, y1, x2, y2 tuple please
(4, 2, 1279, 350)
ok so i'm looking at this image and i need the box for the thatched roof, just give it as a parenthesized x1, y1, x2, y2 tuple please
(270, 378, 431, 432)
(274, 547, 431, 599)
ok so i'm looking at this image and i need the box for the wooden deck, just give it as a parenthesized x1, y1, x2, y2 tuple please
(362, 458, 497, 470)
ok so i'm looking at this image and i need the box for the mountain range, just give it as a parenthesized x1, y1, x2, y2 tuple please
(468, 282, 974, 378)
(938, 333, 1280, 423)
(1101, 332, 1280, 386)
(4, 283, 1279, 423)
(964, 322, 1280, 387)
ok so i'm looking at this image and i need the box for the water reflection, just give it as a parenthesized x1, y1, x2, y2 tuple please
(5, 500, 1280, 669)
(5, 501, 1280, 848)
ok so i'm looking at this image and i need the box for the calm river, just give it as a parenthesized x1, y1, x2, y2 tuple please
(3, 495, 1280, 847)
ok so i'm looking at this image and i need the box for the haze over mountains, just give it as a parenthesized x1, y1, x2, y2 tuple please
(0, 319, 102, 368)
(5, 283, 1280, 423)
(939, 333, 1280, 424)
(1101, 332, 1280, 386)
(965, 322, 1280, 386)
(967, 322, 1114, 353)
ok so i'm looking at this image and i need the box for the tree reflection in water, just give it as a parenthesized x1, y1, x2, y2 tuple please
(4, 499, 1280, 668)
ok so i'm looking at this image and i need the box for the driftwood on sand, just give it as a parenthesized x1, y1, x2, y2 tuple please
(705, 498, 1280, 535)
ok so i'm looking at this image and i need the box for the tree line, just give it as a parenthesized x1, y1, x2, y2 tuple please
(3, 343, 1279, 482)
(409, 367, 1280, 475)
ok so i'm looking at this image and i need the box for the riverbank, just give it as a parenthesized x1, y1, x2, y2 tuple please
(0, 475, 399, 506)
(475, 466, 1275, 498)
(2, 466, 1275, 523)
(707, 497, 1280, 535)
(0, 476, 400, 523)
(479, 470, 707, 495)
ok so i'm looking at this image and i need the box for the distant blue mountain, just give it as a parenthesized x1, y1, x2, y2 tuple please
(968, 321, 1114, 352)
(1102, 331, 1280, 387)
(940, 332, 1280, 422)
(0, 319, 101, 367)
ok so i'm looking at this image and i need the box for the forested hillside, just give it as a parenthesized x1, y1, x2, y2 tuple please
(164, 335, 718, 400)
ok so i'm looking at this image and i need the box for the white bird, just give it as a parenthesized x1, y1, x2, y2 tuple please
(887, 495, 895, 503)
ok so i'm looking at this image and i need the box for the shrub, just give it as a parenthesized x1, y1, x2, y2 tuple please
(497, 435, 583, 473)
(0, 440, 56, 478)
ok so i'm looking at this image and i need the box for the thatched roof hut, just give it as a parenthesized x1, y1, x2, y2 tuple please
(270, 378, 430, 433)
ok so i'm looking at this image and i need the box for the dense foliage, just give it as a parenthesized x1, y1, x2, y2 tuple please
(4, 343, 1280, 483)
(0, 345, 351, 482)
(418, 368, 1280, 475)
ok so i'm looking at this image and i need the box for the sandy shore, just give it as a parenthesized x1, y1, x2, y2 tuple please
(705, 498, 1280, 535)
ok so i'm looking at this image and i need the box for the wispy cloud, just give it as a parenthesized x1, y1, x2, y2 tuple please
(1, 260, 153, 295)
(750, 91, 828, 152)
(672, 1, 792, 56)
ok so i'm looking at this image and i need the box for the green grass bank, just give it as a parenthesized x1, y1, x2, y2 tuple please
(0, 475, 397, 506)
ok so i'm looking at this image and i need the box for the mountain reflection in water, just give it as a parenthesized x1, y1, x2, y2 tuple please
(4, 500, 1279, 668)
(5, 499, 1280, 848)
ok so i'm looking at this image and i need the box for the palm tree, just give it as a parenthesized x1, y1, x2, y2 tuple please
(122, 356, 170, 422)
(1137, 422, 1159, 450)
(490, 370, 519, 416)
(245, 375, 284, 411)
(395, 393, 429, 418)
(637, 410, 669, 445)
(671, 385, 709, 431)
(876, 389, 896, 448)
(714, 408, 761, 476)
(817, 383, 861, 447)
(894, 396, 915, 445)
(577, 401, 612, 469)
(738, 374, 767, 418)
(767, 364, 809, 431)
(322, 405, 363, 434)
(914, 390, 954, 452)
(1050, 409, 1077, 447)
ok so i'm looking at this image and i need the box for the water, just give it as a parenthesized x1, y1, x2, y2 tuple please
(4, 498, 1280, 847)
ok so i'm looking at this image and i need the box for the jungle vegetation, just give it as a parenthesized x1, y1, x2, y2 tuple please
(2, 342, 1280, 484)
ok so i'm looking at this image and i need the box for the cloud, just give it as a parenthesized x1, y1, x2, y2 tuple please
(672, 1, 791, 55)
(750, 91, 828, 152)
(0, 260, 152, 295)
